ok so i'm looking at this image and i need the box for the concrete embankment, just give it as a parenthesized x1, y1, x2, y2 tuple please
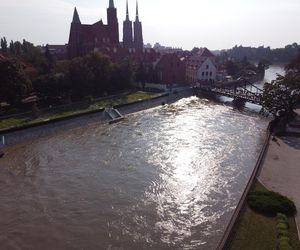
(216, 123, 272, 250)
(0, 89, 193, 147)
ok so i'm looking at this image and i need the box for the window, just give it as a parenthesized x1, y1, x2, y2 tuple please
(210, 72, 212, 76)
(206, 72, 208, 76)
(202, 72, 204, 76)
(206, 65, 209, 69)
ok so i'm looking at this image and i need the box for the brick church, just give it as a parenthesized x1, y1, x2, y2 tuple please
(68, 0, 145, 59)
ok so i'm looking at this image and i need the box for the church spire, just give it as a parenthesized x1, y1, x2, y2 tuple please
(72, 7, 81, 24)
(126, 0, 129, 21)
(109, 0, 115, 8)
(135, 0, 139, 21)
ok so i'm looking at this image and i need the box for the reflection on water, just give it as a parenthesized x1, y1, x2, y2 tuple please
(0, 97, 269, 249)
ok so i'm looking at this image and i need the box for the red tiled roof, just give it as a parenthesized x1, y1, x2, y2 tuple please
(197, 47, 215, 58)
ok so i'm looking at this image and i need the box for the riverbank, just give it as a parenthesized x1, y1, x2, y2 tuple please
(259, 137, 300, 239)
(225, 132, 300, 249)
(226, 181, 300, 250)
(0, 91, 164, 134)
(0, 88, 193, 146)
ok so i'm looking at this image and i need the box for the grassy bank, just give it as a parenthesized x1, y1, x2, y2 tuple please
(0, 91, 162, 132)
(226, 181, 300, 250)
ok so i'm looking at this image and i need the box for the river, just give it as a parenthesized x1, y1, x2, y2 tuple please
(0, 66, 284, 250)
(0, 97, 270, 250)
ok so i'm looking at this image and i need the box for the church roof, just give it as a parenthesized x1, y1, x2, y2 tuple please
(109, 0, 115, 8)
(72, 7, 81, 24)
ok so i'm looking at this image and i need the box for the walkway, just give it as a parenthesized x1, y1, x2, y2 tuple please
(259, 136, 300, 238)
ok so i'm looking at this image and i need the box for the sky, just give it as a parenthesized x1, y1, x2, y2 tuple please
(0, 0, 300, 50)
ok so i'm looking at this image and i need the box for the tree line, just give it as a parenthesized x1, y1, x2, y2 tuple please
(223, 43, 300, 64)
(0, 37, 135, 108)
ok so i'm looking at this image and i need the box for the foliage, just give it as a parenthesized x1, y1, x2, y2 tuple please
(0, 37, 136, 106)
(262, 50, 300, 116)
(0, 58, 32, 104)
(248, 190, 296, 217)
(286, 48, 300, 73)
(226, 182, 300, 250)
(226, 43, 300, 63)
(33, 73, 71, 102)
(0, 37, 8, 53)
(68, 52, 134, 99)
(4, 38, 49, 74)
(263, 73, 300, 116)
(224, 60, 242, 77)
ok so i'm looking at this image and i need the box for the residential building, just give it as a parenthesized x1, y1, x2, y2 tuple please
(154, 54, 186, 85)
(186, 48, 217, 84)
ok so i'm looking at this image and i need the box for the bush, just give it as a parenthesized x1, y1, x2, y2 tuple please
(248, 191, 296, 216)
(277, 222, 288, 231)
(279, 237, 292, 250)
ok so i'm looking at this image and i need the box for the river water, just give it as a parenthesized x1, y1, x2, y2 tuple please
(0, 96, 270, 250)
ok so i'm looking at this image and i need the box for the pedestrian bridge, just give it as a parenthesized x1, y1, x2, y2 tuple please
(196, 80, 263, 105)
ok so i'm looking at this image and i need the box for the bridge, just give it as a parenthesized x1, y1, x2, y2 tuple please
(196, 80, 264, 105)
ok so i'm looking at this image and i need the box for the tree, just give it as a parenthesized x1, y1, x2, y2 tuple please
(262, 73, 300, 116)
(110, 59, 135, 92)
(0, 37, 8, 53)
(263, 49, 300, 117)
(33, 73, 71, 102)
(83, 52, 113, 95)
(14, 41, 22, 55)
(286, 48, 300, 73)
(9, 40, 15, 54)
(0, 58, 32, 104)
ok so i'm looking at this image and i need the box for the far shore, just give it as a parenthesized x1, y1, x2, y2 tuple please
(0, 88, 193, 147)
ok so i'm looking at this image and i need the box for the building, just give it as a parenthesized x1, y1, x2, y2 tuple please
(45, 44, 68, 60)
(133, 1, 143, 49)
(68, 0, 144, 59)
(186, 48, 217, 84)
(154, 54, 186, 85)
(123, 0, 133, 48)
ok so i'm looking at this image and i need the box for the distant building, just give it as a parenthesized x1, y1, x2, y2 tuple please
(133, 1, 143, 49)
(186, 48, 217, 84)
(123, 0, 133, 48)
(154, 54, 186, 85)
(68, 0, 144, 59)
(45, 44, 68, 60)
(153, 42, 183, 55)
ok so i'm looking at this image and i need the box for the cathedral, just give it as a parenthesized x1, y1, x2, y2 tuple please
(68, 0, 144, 59)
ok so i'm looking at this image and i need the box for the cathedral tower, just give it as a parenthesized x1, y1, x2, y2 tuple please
(123, 0, 133, 48)
(68, 7, 82, 58)
(107, 0, 119, 44)
(133, 0, 143, 49)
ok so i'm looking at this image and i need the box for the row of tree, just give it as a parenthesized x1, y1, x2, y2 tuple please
(34, 52, 135, 102)
(1, 36, 137, 107)
(223, 43, 300, 63)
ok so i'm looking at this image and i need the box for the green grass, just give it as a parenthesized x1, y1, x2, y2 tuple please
(226, 181, 300, 250)
(0, 91, 162, 131)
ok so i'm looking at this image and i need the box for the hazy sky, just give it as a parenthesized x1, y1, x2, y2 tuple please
(0, 0, 300, 50)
